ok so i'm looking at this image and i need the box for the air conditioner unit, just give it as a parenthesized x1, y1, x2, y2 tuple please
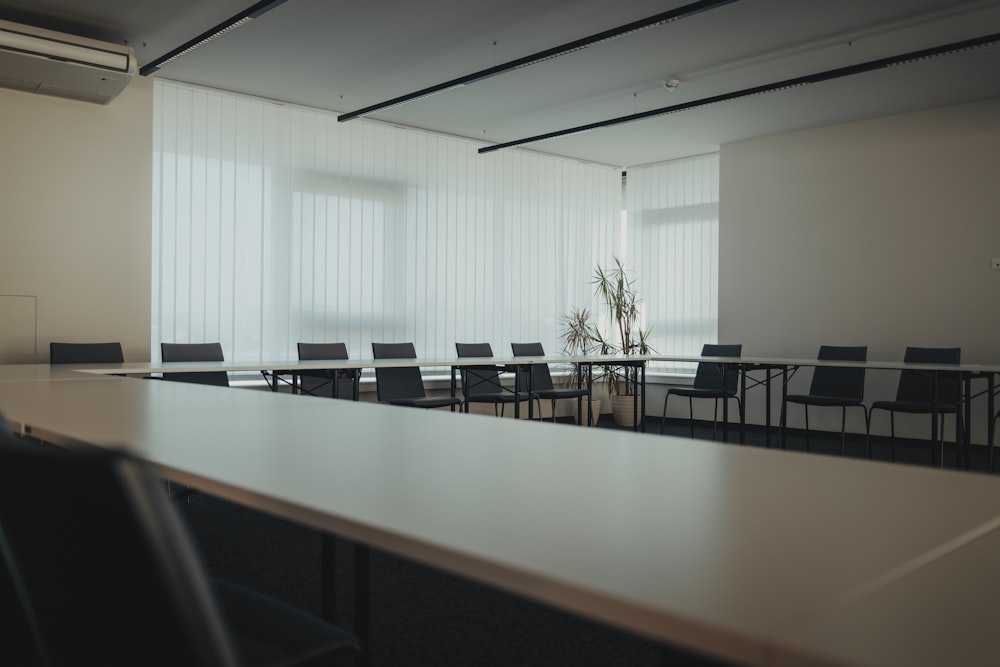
(0, 19, 136, 104)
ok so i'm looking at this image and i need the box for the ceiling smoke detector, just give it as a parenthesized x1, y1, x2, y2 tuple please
(663, 78, 680, 91)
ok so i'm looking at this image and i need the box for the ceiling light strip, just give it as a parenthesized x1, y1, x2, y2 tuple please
(478, 32, 1000, 154)
(139, 0, 289, 75)
(337, 0, 739, 122)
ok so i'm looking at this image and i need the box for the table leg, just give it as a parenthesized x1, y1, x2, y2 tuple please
(321, 533, 338, 622)
(989, 373, 996, 473)
(640, 361, 646, 433)
(780, 366, 789, 450)
(765, 368, 773, 448)
(739, 365, 747, 444)
(722, 363, 730, 443)
(354, 542, 370, 667)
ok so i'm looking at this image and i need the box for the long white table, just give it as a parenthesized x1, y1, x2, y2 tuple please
(651, 354, 1000, 463)
(2, 367, 1000, 666)
(71, 352, 651, 428)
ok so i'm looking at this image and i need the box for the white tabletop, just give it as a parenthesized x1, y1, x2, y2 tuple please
(654, 354, 1000, 374)
(68, 353, 649, 377)
(775, 523, 1000, 667)
(0, 363, 125, 382)
(1, 373, 1000, 666)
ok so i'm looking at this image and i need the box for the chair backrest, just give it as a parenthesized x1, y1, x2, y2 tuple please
(160, 343, 230, 387)
(49, 342, 124, 364)
(693, 343, 742, 393)
(0, 435, 240, 666)
(809, 345, 867, 400)
(371, 342, 426, 401)
(511, 342, 555, 392)
(896, 347, 962, 405)
(455, 343, 504, 397)
(297, 342, 349, 361)
(297, 342, 353, 397)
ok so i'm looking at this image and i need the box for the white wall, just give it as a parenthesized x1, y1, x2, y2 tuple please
(0, 76, 153, 363)
(718, 98, 1000, 442)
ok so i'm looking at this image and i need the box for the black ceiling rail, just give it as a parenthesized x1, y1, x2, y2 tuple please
(477, 32, 1000, 154)
(337, 0, 739, 122)
(139, 0, 289, 76)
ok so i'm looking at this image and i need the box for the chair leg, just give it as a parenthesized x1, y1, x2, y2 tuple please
(864, 410, 872, 459)
(804, 406, 810, 452)
(688, 397, 695, 438)
(840, 407, 847, 456)
(661, 394, 670, 435)
(712, 399, 719, 441)
(889, 412, 896, 462)
(779, 400, 787, 450)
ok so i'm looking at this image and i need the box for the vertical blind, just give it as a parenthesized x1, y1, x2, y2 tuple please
(625, 154, 720, 372)
(152, 80, 624, 363)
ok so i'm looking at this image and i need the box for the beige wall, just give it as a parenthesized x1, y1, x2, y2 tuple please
(718, 98, 1000, 441)
(0, 76, 153, 363)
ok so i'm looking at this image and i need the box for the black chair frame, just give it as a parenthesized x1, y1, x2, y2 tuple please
(662, 343, 743, 439)
(866, 347, 963, 466)
(160, 343, 230, 387)
(295, 342, 360, 400)
(371, 342, 462, 410)
(781, 345, 869, 456)
(455, 343, 525, 417)
(511, 342, 592, 425)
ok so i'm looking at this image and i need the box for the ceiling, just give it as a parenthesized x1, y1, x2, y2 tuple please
(1, 0, 998, 167)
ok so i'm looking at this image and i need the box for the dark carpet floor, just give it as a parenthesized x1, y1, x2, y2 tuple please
(177, 416, 996, 667)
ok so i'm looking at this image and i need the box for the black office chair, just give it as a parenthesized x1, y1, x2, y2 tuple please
(511, 342, 591, 424)
(661, 344, 743, 439)
(781, 345, 869, 456)
(371, 342, 462, 410)
(867, 347, 963, 466)
(0, 433, 358, 667)
(50, 341, 124, 364)
(161, 342, 230, 387)
(296, 342, 359, 400)
(455, 343, 524, 417)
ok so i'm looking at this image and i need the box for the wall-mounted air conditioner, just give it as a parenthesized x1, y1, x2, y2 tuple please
(0, 19, 136, 105)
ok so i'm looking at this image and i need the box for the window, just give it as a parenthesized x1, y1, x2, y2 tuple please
(624, 154, 720, 372)
(152, 81, 623, 362)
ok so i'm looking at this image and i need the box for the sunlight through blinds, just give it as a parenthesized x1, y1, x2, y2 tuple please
(152, 80, 623, 363)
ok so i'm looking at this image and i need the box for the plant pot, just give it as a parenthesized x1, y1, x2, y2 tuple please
(575, 399, 601, 427)
(612, 395, 641, 428)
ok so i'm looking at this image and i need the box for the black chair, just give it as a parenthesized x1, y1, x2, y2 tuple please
(867, 347, 963, 465)
(661, 344, 743, 439)
(781, 345, 869, 455)
(161, 342, 230, 387)
(296, 342, 359, 400)
(49, 341, 124, 364)
(455, 343, 525, 417)
(0, 433, 357, 667)
(510, 342, 591, 424)
(371, 342, 462, 410)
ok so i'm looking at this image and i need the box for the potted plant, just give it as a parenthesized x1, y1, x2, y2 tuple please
(590, 258, 653, 427)
(559, 307, 601, 425)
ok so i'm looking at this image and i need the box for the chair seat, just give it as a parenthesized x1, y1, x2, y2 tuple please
(466, 392, 524, 404)
(214, 580, 358, 667)
(667, 386, 736, 399)
(785, 393, 863, 407)
(530, 387, 590, 400)
(385, 396, 463, 409)
(871, 400, 960, 414)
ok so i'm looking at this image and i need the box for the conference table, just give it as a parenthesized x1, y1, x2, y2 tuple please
(2, 363, 1000, 666)
(70, 352, 649, 430)
(653, 354, 1000, 466)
